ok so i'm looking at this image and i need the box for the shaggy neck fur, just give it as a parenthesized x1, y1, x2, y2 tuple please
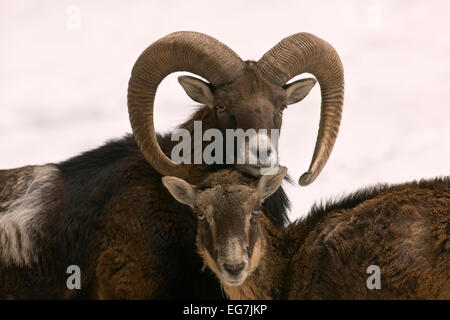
(157, 106, 217, 183)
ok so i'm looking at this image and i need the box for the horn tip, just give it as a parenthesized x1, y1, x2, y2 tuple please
(298, 171, 315, 186)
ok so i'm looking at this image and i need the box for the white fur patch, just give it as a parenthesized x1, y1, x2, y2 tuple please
(239, 132, 278, 167)
(224, 237, 248, 265)
(0, 165, 59, 266)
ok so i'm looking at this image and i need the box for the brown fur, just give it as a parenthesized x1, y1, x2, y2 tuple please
(0, 62, 297, 299)
(187, 171, 450, 299)
(0, 154, 222, 299)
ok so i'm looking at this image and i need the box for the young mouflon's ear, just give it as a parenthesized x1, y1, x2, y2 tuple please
(178, 75, 214, 108)
(283, 78, 317, 105)
(257, 166, 288, 200)
(162, 176, 196, 207)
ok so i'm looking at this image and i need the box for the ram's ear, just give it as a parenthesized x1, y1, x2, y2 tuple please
(284, 78, 317, 105)
(162, 176, 196, 208)
(178, 75, 214, 108)
(256, 166, 288, 200)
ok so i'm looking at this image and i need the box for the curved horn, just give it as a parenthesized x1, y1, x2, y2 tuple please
(257, 33, 344, 186)
(128, 31, 244, 178)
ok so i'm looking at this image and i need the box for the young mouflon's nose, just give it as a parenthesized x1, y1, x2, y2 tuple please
(223, 262, 246, 276)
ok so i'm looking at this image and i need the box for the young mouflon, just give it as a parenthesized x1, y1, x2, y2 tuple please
(163, 167, 450, 299)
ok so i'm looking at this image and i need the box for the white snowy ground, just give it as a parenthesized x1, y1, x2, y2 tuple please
(1, 0, 449, 220)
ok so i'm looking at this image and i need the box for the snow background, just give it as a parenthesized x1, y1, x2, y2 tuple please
(1, 0, 449, 220)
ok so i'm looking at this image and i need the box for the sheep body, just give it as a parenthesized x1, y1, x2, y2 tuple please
(283, 177, 449, 299)
(164, 169, 450, 299)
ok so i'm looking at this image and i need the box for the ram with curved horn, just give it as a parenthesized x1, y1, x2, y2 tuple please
(0, 31, 344, 299)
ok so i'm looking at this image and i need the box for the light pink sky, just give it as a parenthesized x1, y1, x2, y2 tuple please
(1, 0, 449, 219)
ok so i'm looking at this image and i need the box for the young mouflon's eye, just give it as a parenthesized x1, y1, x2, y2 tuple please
(279, 105, 287, 113)
(198, 212, 206, 221)
(215, 105, 226, 113)
(252, 208, 261, 216)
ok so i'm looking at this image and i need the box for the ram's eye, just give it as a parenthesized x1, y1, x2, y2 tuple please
(215, 105, 226, 113)
(252, 208, 261, 216)
(278, 105, 287, 114)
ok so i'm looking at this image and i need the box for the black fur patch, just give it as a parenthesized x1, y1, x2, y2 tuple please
(263, 175, 292, 228)
(57, 134, 291, 229)
(54, 134, 143, 293)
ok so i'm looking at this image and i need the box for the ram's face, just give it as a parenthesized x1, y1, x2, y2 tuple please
(212, 62, 284, 176)
(178, 61, 316, 177)
(130, 32, 343, 186)
(213, 61, 285, 134)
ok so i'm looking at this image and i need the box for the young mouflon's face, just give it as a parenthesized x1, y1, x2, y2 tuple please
(162, 167, 287, 286)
